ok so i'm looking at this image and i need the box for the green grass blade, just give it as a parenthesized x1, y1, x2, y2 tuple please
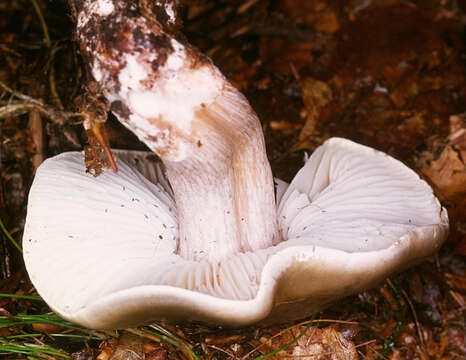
(6, 333, 101, 341)
(143, 326, 200, 360)
(141, 328, 178, 347)
(0, 294, 43, 301)
(0, 338, 70, 359)
(0, 314, 95, 335)
(0, 216, 22, 253)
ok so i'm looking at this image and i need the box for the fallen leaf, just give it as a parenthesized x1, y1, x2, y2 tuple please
(270, 120, 301, 133)
(421, 145, 466, 199)
(72, 348, 95, 360)
(448, 327, 466, 356)
(295, 77, 333, 150)
(204, 333, 244, 345)
(259, 38, 315, 75)
(444, 272, 466, 292)
(96, 339, 117, 360)
(260, 326, 357, 359)
(449, 112, 466, 149)
(108, 333, 144, 360)
(389, 76, 420, 108)
(98, 333, 167, 360)
(0, 270, 22, 294)
(452, 238, 466, 256)
(449, 290, 466, 308)
(144, 342, 167, 360)
(277, 0, 328, 25)
(315, 11, 340, 34)
(419, 113, 466, 206)
(31, 323, 63, 334)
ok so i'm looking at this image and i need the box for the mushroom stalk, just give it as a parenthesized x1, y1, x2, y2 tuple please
(75, 0, 279, 262)
(165, 87, 279, 261)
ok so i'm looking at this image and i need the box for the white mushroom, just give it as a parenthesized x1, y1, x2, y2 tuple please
(75, 0, 279, 262)
(23, 138, 448, 329)
(22, 0, 449, 329)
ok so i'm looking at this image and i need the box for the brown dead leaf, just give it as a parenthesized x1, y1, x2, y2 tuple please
(31, 323, 63, 334)
(389, 75, 420, 108)
(0, 270, 22, 293)
(444, 273, 466, 292)
(315, 11, 340, 34)
(449, 290, 466, 308)
(96, 339, 118, 360)
(379, 320, 399, 339)
(277, 0, 328, 25)
(260, 326, 357, 359)
(373, 0, 403, 8)
(295, 77, 333, 150)
(144, 342, 167, 360)
(382, 63, 410, 87)
(96, 334, 163, 360)
(270, 120, 301, 133)
(420, 144, 466, 200)
(419, 113, 466, 207)
(204, 333, 244, 346)
(108, 333, 145, 360)
(448, 327, 466, 356)
(109, 329, 171, 359)
(396, 113, 428, 145)
(301, 77, 334, 109)
(72, 348, 95, 360)
(259, 38, 315, 75)
(452, 237, 466, 256)
(449, 112, 466, 150)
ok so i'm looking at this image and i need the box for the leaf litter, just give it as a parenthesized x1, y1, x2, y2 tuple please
(0, 0, 465, 359)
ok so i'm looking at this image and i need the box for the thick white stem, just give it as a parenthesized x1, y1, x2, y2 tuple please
(76, 0, 280, 262)
(165, 86, 279, 261)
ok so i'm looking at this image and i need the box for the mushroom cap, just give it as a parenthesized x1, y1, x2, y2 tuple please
(23, 138, 448, 329)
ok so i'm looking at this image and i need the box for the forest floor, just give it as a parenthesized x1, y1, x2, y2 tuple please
(0, 0, 465, 359)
